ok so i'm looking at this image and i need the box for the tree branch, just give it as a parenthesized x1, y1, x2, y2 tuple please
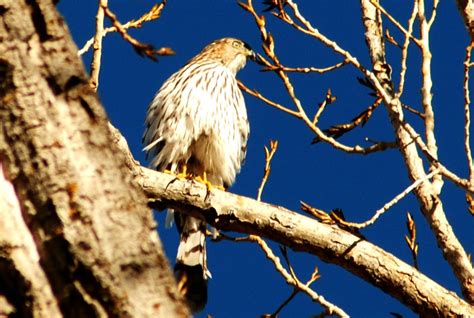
(132, 163, 474, 317)
(360, 0, 474, 303)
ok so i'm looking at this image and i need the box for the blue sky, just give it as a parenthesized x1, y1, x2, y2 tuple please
(58, 1, 472, 317)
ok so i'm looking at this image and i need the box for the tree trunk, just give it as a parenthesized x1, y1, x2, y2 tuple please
(0, 0, 188, 317)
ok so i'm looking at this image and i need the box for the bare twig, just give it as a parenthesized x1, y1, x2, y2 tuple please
(464, 43, 474, 184)
(215, 233, 335, 317)
(384, 29, 401, 48)
(455, 0, 474, 40)
(397, 1, 419, 97)
(394, 117, 474, 193)
(89, 0, 107, 90)
(101, 3, 174, 61)
(238, 81, 301, 118)
(262, 60, 349, 73)
(79, 2, 168, 56)
(401, 103, 424, 119)
(270, 288, 299, 317)
(427, 0, 440, 28)
(333, 168, 440, 229)
(312, 89, 336, 125)
(257, 140, 279, 201)
(237, 235, 347, 318)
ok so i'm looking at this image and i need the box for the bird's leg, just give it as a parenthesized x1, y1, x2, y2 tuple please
(194, 172, 225, 191)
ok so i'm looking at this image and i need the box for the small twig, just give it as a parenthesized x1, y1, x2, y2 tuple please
(237, 235, 347, 318)
(89, 0, 107, 90)
(397, 1, 419, 97)
(427, 0, 440, 28)
(217, 233, 336, 317)
(312, 89, 336, 125)
(333, 168, 440, 229)
(384, 29, 401, 48)
(253, 137, 334, 315)
(262, 60, 349, 74)
(405, 212, 419, 269)
(257, 140, 279, 201)
(101, 3, 174, 61)
(464, 43, 474, 184)
(238, 81, 301, 118)
(269, 267, 320, 318)
(279, 245, 298, 281)
(401, 103, 424, 119)
(269, 288, 299, 317)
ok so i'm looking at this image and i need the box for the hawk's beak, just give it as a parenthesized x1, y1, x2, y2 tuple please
(248, 50, 257, 61)
(250, 52, 265, 66)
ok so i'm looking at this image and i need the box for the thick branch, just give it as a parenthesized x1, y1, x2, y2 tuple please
(134, 166, 474, 317)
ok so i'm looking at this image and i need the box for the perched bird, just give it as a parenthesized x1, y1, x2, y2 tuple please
(142, 38, 255, 312)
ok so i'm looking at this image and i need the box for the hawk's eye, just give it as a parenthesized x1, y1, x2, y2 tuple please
(232, 41, 242, 48)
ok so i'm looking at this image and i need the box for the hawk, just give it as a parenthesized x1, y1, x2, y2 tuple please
(143, 38, 255, 312)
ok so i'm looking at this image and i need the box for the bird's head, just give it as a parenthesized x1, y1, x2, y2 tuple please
(199, 38, 256, 74)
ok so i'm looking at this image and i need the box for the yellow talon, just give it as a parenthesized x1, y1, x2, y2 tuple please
(195, 172, 225, 191)
(176, 165, 192, 179)
(165, 165, 192, 179)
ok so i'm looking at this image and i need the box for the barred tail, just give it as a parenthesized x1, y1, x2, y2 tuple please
(174, 215, 210, 313)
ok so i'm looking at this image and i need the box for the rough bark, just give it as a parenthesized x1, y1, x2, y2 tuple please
(0, 0, 188, 317)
